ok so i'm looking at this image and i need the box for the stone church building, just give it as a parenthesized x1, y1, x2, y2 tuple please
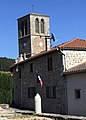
(10, 13, 67, 114)
(10, 12, 86, 115)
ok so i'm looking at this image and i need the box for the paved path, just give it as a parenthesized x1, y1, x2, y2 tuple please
(0, 107, 53, 120)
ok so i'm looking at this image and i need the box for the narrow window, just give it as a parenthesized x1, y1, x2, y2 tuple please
(19, 67, 21, 79)
(41, 19, 44, 33)
(28, 87, 36, 98)
(46, 86, 51, 98)
(53, 86, 56, 99)
(22, 22, 24, 36)
(35, 18, 39, 33)
(30, 63, 33, 72)
(25, 20, 27, 35)
(46, 86, 56, 99)
(47, 57, 53, 71)
(18, 26, 22, 38)
(75, 89, 80, 99)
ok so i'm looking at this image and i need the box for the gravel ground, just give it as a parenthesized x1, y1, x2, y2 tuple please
(6, 114, 53, 120)
(6, 116, 53, 120)
(9, 117, 53, 120)
(0, 116, 53, 120)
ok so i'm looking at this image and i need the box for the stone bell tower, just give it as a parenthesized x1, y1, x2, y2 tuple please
(17, 13, 50, 57)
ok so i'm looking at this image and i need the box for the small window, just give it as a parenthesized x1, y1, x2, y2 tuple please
(47, 57, 53, 71)
(41, 19, 44, 33)
(18, 67, 21, 79)
(35, 18, 39, 33)
(46, 86, 51, 98)
(53, 86, 56, 99)
(25, 20, 28, 35)
(75, 89, 80, 99)
(28, 87, 36, 98)
(22, 21, 24, 36)
(30, 63, 33, 72)
(46, 86, 56, 99)
(18, 26, 22, 38)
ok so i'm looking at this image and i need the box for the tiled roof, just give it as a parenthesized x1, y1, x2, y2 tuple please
(10, 38, 86, 70)
(64, 62, 86, 74)
(53, 38, 86, 50)
(10, 47, 60, 69)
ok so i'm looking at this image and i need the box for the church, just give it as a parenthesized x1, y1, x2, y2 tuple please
(10, 12, 86, 116)
(10, 13, 67, 114)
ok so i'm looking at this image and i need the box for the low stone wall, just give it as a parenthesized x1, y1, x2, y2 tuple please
(9, 108, 86, 120)
(37, 113, 86, 120)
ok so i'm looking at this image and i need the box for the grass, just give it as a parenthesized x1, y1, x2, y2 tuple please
(7, 113, 32, 119)
(6, 113, 53, 120)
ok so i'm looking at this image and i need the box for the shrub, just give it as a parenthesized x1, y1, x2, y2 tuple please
(0, 71, 13, 104)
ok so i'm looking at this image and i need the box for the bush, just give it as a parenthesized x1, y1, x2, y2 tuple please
(0, 71, 13, 104)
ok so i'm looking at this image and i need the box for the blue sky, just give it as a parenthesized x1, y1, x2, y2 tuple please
(0, 0, 86, 58)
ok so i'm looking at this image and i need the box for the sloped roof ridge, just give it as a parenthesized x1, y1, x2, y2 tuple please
(59, 38, 80, 47)
(64, 61, 86, 74)
(52, 38, 86, 49)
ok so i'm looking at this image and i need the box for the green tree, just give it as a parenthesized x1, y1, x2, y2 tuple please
(0, 57, 15, 71)
(0, 72, 13, 104)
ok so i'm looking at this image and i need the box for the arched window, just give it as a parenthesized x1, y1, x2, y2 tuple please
(35, 18, 39, 33)
(41, 19, 44, 33)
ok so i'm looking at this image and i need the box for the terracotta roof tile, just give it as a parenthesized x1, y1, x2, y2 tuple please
(10, 47, 60, 69)
(53, 38, 86, 49)
(64, 62, 86, 74)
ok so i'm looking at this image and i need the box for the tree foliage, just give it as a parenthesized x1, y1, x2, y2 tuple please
(0, 72, 13, 104)
(0, 57, 15, 71)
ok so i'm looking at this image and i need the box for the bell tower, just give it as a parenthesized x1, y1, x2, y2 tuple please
(18, 13, 50, 57)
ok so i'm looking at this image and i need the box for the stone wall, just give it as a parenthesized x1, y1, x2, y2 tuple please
(62, 50, 86, 70)
(18, 13, 50, 57)
(30, 14, 50, 56)
(30, 14, 50, 36)
(31, 36, 46, 56)
(13, 50, 66, 114)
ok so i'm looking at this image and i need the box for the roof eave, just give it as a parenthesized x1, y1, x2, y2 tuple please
(60, 47, 86, 51)
(63, 69, 86, 75)
(10, 48, 61, 69)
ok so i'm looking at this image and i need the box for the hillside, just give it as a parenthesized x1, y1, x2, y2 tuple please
(0, 57, 15, 71)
